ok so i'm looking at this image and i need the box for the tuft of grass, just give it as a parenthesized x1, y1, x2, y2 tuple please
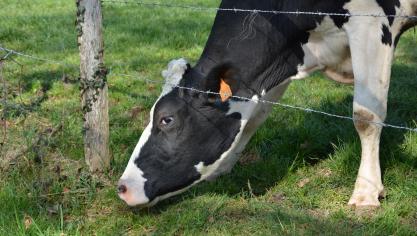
(1, 0, 416, 235)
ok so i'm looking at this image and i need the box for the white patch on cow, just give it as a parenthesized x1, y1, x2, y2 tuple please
(291, 16, 352, 81)
(161, 58, 188, 95)
(119, 59, 188, 206)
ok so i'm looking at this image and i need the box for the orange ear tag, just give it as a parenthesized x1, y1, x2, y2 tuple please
(219, 79, 232, 102)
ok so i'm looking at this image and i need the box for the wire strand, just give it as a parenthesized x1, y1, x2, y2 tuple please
(111, 72, 417, 133)
(0, 46, 77, 68)
(1, 46, 415, 133)
(101, 0, 417, 19)
(1, 44, 415, 133)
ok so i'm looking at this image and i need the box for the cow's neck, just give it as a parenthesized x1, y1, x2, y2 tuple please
(194, 9, 305, 98)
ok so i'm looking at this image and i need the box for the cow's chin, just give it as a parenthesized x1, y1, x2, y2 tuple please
(118, 190, 160, 208)
(119, 197, 157, 208)
(118, 189, 150, 207)
(120, 182, 202, 208)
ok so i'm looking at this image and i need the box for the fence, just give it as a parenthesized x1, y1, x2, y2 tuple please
(2, 43, 416, 132)
(101, 0, 417, 19)
(1, 0, 417, 170)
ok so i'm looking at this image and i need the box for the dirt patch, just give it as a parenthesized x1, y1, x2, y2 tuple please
(352, 206, 379, 217)
(353, 110, 374, 132)
(307, 209, 330, 218)
(297, 178, 311, 188)
(128, 106, 144, 119)
(239, 151, 261, 165)
(0, 124, 62, 172)
(270, 192, 286, 204)
(318, 168, 332, 178)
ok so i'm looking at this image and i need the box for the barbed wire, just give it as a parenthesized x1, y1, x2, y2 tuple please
(1, 52, 13, 61)
(0, 46, 78, 68)
(101, 0, 417, 19)
(110, 72, 417, 133)
(1, 44, 416, 133)
(1, 45, 416, 133)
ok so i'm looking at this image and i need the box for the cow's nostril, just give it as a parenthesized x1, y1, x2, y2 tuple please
(117, 184, 127, 194)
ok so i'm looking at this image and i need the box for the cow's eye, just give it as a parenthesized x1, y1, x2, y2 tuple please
(160, 116, 174, 126)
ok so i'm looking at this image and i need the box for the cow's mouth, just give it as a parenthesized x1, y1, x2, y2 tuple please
(117, 178, 150, 207)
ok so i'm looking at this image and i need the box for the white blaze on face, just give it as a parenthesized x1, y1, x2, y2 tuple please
(118, 58, 189, 206)
(118, 113, 153, 206)
(118, 158, 149, 206)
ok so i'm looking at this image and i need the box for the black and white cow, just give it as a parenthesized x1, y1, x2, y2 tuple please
(118, 0, 417, 208)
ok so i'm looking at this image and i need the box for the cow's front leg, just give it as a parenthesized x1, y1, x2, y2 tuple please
(349, 103, 386, 207)
(344, 15, 396, 208)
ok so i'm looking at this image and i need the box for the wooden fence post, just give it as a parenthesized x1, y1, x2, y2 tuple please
(76, 0, 110, 173)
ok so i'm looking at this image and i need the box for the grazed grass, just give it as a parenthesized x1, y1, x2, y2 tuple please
(0, 0, 416, 235)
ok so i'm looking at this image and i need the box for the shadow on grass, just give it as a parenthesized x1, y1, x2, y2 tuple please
(141, 201, 362, 235)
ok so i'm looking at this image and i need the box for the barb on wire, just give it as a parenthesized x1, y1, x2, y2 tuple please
(1, 50, 24, 67)
(111, 72, 417, 133)
(101, 0, 417, 20)
(1, 52, 13, 61)
(0, 46, 77, 68)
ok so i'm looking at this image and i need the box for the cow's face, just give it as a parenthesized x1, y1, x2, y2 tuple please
(117, 59, 258, 207)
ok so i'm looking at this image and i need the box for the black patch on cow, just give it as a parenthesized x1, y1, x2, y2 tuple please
(381, 24, 393, 45)
(330, 7, 350, 28)
(198, 0, 352, 95)
(376, 0, 401, 25)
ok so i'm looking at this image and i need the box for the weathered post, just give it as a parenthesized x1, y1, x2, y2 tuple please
(76, 0, 110, 173)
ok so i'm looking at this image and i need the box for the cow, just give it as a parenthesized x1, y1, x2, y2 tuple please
(117, 0, 417, 208)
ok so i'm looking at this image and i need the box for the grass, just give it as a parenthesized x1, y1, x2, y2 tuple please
(0, 0, 416, 235)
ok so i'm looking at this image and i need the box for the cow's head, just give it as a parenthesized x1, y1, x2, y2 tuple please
(117, 59, 259, 207)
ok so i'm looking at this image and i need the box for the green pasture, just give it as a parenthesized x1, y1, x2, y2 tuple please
(0, 0, 416, 235)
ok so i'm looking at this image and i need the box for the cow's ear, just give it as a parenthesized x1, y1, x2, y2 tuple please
(205, 64, 238, 102)
(162, 58, 189, 88)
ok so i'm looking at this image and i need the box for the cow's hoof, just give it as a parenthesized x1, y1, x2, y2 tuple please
(348, 188, 385, 209)
(348, 194, 380, 208)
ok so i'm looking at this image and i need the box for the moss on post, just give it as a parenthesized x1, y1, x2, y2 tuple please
(77, 0, 110, 173)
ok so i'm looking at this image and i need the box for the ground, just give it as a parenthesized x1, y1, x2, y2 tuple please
(0, 0, 416, 235)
